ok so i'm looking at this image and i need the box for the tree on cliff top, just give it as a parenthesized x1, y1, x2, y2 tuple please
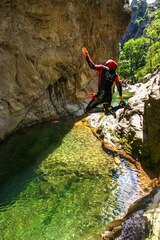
(118, 5, 160, 83)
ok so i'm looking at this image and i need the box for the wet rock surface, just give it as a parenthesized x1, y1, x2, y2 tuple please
(102, 211, 146, 240)
(101, 186, 160, 240)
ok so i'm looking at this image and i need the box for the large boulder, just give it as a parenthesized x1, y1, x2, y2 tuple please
(118, 69, 160, 169)
(0, 0, 131, 140)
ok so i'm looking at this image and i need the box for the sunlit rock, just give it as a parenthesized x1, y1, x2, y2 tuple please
(86, 69, 160, 169)
(144, 189, 160, 240)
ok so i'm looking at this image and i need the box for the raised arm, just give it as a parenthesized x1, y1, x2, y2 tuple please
(82, 47, 102, 71)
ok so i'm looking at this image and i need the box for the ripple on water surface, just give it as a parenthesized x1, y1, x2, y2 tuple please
(0, 121, 142, 240)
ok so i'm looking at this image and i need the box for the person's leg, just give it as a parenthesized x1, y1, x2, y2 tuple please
(103, 96, 112, 114)
(103, 96, 116, 118)
(85, 92, 105, 113)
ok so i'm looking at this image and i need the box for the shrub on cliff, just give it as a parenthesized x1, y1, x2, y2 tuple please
(118, 7, 160, 83)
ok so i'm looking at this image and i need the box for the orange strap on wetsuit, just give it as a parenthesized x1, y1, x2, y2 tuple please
(85, 92, 97, 100)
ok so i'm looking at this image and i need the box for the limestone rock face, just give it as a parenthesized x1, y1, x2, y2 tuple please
(144, 187, 160, 240)
(0, 0, 130, 140)
(120, 69, 160, 168)
(121, 0, 148, 44)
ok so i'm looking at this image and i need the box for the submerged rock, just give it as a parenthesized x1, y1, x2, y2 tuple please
(118, 211, 146, 240)
(101, 186, 160, 240)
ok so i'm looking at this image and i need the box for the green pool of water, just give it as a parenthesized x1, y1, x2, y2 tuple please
(0, 120, 119, 240)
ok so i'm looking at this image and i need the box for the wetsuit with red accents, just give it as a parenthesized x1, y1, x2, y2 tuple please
(85, 54, 122, 112)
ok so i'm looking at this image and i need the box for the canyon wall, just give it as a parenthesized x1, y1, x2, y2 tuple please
(0, 0, 130, 140)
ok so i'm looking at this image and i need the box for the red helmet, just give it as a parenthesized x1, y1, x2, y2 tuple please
(105, 60, 118, 70)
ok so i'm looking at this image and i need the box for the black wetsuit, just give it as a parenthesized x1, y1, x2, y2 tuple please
(85, 54, 122, 112)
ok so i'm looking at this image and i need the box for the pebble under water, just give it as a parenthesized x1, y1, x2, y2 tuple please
(0, 120, 142, 240)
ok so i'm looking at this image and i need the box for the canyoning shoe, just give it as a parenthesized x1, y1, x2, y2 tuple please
(125, 103, 132, 110)
(119, 100, 126, 108)
(109, 107, 116, 118)
(104, 106, 116, 118)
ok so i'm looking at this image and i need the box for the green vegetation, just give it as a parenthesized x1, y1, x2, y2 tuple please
(118, 7, 160, 83)
(112, 90, 134, 103)
(118, 137, 132, 153)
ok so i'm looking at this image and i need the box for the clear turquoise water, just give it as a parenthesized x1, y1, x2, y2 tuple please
(0, 120, 140, 240)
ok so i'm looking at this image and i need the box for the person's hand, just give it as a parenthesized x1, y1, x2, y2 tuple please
(119, 96, 123, 101)
(82, 47, 88, 56)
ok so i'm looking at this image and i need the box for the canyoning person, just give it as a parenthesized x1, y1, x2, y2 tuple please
(82, 47, 125, 115)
